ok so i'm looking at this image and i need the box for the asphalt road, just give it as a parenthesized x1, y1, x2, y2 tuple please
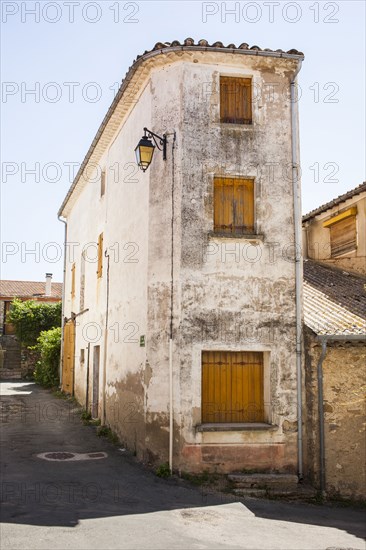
(1, 381, 365, 550)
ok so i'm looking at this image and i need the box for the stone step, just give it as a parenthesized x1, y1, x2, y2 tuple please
(228, 473, 299, 491)
(0, 370, 23, 380)
(233, 484, 317, 499)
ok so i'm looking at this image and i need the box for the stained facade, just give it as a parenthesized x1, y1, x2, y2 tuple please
(59, 39, 304, 473)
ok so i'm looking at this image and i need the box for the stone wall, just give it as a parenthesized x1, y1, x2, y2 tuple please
(304, 327, 366, 499)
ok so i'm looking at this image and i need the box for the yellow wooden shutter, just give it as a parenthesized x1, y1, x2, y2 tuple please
(97, 233, 103, 278)
(330, 216, 356, 257)
(220, 77, 252, 124)
(71, 263, 76, 297)
(62, 319, 75, 395)
(202, 351, 264, 423)
(214, 177, 254, 234)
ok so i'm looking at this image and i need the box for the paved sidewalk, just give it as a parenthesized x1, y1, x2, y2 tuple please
(1, 381, 365, 550)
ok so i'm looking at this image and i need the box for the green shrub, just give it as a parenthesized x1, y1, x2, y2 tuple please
(6, 299, 61, 347)
(156, 463, 171, 478)
(97, 425, 119, 444)
(33, 327, 61, 387)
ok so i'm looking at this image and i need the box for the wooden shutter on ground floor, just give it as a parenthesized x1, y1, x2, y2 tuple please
(62, 319, 75, 395)
(330, 216, 356, 257)
(202, 351, 264, 423)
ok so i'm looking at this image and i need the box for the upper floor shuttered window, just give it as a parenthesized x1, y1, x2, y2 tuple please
(220, 76, 252, 124)
(323, 208, 357, 258)
(100, 170, 106, 197)
(71, 263, 76, 297)
(97, 233, 103, 278)
(330, 216, 357, 257)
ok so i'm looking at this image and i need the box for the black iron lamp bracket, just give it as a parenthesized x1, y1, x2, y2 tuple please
(144, 127, 167, 160)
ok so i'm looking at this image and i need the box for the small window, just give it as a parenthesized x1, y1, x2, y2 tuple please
(202, 351, 264, 423)
(80, 349, 85, 364)
(100, 170, 106, 197)
(323, 208, 357, 258)
(330, 216, 357, 257)
(71, 263, 76, 297)
(97, 233, 103, 278)
(220, 76, 252, 124)
(214, 176, 254, 234)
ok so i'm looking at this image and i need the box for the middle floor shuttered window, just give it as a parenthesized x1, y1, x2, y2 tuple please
(214, 176, 254, 234)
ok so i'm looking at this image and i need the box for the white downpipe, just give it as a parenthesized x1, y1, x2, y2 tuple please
(168, 130, 176, 475)
(169, 337, 173, 473)
(57, 215, 67, 385)
(290, 59, 303, 479)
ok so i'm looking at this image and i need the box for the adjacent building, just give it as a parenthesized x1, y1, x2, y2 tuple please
(302, 182, 366, 276)
(0, 275, 62, 379)
(58, 38, 305, 474)
(303, 187, 366, 499)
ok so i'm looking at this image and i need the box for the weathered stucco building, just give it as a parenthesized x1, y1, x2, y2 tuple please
(303, 182, 366, 276)
(58, 38, 305, 474)
(302, 185, 366, 500)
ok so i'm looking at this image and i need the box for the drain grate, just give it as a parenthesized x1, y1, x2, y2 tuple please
(87, 452, 105, 458)
(45, 452, 75, 460)
(37, 451, 108, 462)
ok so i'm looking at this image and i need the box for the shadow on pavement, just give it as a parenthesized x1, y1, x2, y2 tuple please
(1, 381, 365, 541)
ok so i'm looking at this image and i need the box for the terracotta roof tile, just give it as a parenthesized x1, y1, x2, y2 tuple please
(135, 37, 304, 60)
(303, 260, 366, 336)
(0, 280, 62, 300)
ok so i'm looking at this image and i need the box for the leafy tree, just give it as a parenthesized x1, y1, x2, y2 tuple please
(6, 299, 62, 346)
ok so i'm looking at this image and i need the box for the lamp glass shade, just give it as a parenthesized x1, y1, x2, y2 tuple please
(135, 136, 155, 171)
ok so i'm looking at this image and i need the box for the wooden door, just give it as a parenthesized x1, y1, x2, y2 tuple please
(62, 320, 75, 394)
(92, 345, 100, 418)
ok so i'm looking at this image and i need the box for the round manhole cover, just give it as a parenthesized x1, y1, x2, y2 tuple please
(45, 452, 75, 460)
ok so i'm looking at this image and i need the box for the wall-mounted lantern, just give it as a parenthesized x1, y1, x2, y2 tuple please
(135, 127, 167, 172)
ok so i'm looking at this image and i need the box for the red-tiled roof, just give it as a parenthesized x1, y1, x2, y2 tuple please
(0, 280, 62, 300)
(138, 38, 303, 58)
(302, 182, 366, 222)
(303, 260, 366, 336)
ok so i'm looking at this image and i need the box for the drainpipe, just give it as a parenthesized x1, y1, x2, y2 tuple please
(101, 250, 110, 426)
(169, 131, 177, 474)
(57, 215, 67, 384)
(290, 59, 303, 480)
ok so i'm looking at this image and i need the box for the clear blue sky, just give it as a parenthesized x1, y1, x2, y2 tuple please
(1, 0, 365, 281)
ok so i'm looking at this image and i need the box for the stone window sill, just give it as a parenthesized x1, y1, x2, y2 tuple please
(208, 231, 264, 241)
(195, 423, 278, 433)
(211, 122, 254, 131)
